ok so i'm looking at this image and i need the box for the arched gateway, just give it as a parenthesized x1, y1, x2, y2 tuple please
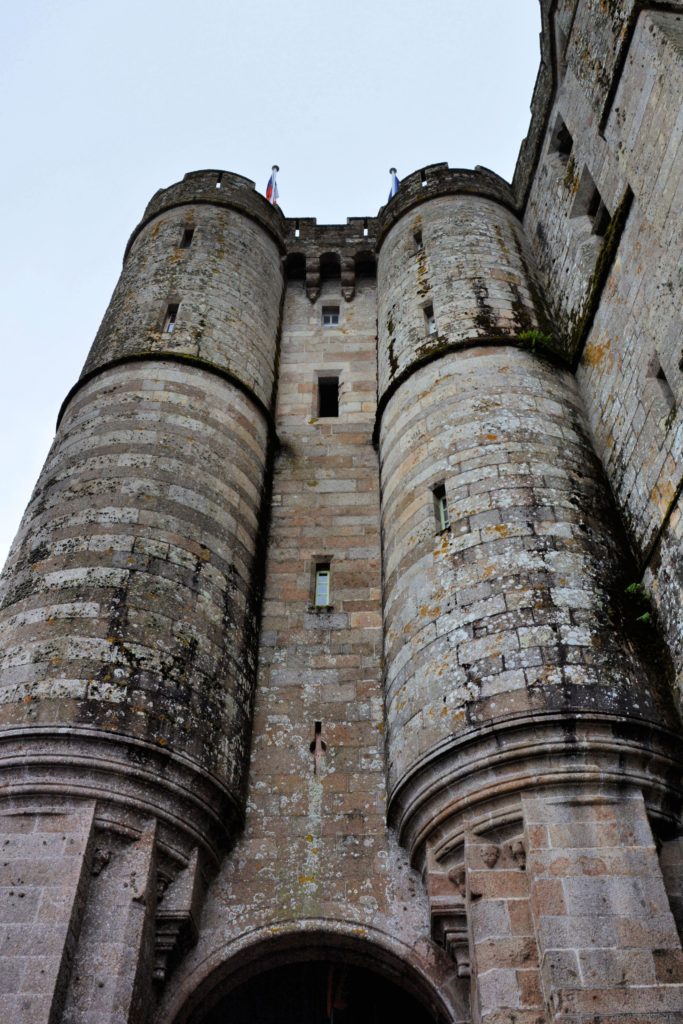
(161, 926, 462, 1024)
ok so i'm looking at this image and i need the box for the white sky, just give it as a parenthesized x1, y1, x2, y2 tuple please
(0, 0, 541, 567)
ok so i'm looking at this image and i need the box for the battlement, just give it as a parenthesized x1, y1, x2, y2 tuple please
(375, 163, 516, 245)
(124, 168, 286, 259)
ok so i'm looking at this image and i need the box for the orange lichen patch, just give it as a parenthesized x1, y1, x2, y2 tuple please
(582, 339, 611, 367)
(494, 524, 509, 537)
(298, 876, 316, 885)
(482, 565, 496, 580)
(484, 433, 498, 441)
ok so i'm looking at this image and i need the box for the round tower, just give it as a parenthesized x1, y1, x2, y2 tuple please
(376, 163, 680, 823)
(376, 164, 683, 1021)
(0, 170, 284, 866)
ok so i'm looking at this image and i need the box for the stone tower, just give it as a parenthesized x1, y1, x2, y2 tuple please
(2, 1, 683, 1022)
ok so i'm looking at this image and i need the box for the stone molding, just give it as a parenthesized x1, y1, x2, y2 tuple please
(388, 711, 683, 872)
(0, 726, 241, 866)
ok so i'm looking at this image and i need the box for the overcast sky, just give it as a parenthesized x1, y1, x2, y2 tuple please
(0, 0, 542, 567)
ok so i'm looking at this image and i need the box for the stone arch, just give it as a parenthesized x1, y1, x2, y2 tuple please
(160, 919, 466, 1024)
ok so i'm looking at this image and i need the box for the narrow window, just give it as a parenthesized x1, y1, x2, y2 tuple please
(363, 218, 369, 237)
(549, 115, 573, 162)
(424, 303, 437, 336)
(587, 188, 611, 236)
(215, 173, 223, 189)
(420, 169, 428, 187)
(179, 228, 194, 249)
(163, 303, 179, 333)
(433, 483, 450, 531)
(414, 228, 423, 251)
(318, 377, 339, 417)
(322, 305, 340, 327)
(315, 564, 331, 606)
(294, 219, 300, 239)
(648, 355, 676, 417)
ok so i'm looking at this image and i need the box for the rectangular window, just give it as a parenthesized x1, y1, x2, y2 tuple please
(413, 228, 423, 251)
(322, 306, 340, 327)
(433, 483, 450, 531)
(424, 304, 437, 336)
(318, 377, 339, 417)
(315, 564, 331, 606)
(179, 228, 194, 248)
(163, 303, 179, 333)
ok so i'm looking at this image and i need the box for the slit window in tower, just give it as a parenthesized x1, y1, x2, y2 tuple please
(318, 377, 339, 418)
(433, 483, 450, 532)
(322, 305, 340, 327)
(414, 228, 423, 251)
(424, 304, 437, 336)
(179, 228, 194, 249)
(315, 564, 331, 607)
(163, 304, 179, 334)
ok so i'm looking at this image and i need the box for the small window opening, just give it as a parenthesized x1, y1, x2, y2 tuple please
(215, 173, 223, 189)
(648, 355, 677, 417)
(433, 483, 450, 531)
(315, 564, 331, 606)
(414, 228, 423, 251)
(163, 303, 179, 334)
(549, 116, 573, 162)
(354, 252, 376, 280)
(318, 377, 339, 417)
(309, 720, 327, 773)
(587, 189, 611, 236)
(179, 228, 194, 249)
(363, 218, 369, 238)
(322, 306, 340, 327)
(571, 167, 611, 236)
(285, 252, 306, 281)
(420, 169, 428, 187)
(294, 219, 300, 239)
(424, 303, 437, 336)
(320, 252, 341, 282)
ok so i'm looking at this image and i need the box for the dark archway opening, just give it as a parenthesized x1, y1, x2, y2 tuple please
(201, 959, 438, 1024)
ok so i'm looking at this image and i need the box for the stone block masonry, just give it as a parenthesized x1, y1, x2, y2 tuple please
(2, 2, 683, 1021)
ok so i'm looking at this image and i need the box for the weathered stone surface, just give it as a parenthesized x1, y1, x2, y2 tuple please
(2, 3, 683, 1021)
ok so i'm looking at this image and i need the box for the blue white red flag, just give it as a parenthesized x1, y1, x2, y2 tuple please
(388, 167, 400, 201)
(266, 165, 279, 205)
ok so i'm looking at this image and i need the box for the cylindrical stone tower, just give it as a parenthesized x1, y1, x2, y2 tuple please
(376, 165, 683, 1023)
(0, 171, 284, 1020)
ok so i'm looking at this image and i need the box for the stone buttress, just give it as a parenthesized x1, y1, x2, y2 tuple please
(0, 171, 284, 1022)
(376, 164, 683, 1023)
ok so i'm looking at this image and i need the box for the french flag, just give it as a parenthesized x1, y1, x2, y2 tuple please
(266, 165, 279, 205)
(388, 167, 400, 201)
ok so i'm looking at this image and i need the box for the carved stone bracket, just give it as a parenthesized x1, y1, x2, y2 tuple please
(427, 864, 471, 977)
(153, 848, 204, 985)
(306, 257, 321, 303)
(341, 256, 355, 302)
